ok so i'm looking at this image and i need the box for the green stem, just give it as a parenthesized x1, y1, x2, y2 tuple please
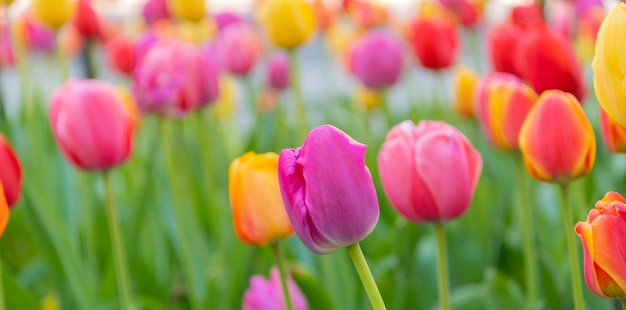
(431, 72, 444, 121)
(56, 33, 69, 81)
(515, 157, 537, 305)
(288, 50, 308, 142)
(620, 298, 626, 310)
(0, 253, 5, 310)
(103, 171, 132, 310)
(559, 183, 584, 310)
(83, 39, 97, 79)
(347, 243, 387, 310)
(270, 242, 294, 310)
(434, 223, 450, 310)
(380, 90, 393, 129)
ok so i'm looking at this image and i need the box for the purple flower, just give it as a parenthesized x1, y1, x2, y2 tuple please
(267, 52, 290, 91)
(243, 267, 308, 310)
(350, 30, 403, 89)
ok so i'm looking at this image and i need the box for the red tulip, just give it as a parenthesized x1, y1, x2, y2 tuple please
(105, 34, 135, 75)
(599, 107, 626, 153)
(487, 22, 525, 76)
(0, 134, 22, 208)
(73, 0, 102, 40)
(510, 3, 544, 26)
(409, 13, 459, 70)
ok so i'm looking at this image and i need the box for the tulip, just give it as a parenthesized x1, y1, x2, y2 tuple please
(575, 191, 626, 299)
(73, 0, 101, 40)
(31, 0, 73, 30)
(452, 65, 479, 118)
(349, 30, 403, 90)
(515, 23, 585, 101)
(487, 22, 525, 76)
(575, 7, 604, 62)
(278, 125, 379, 254)
(0, 134, 22, 208)
(0, 182, 9, 237)
(229, 152, 294, 246)
(408, 5, 459, 70)
(105, 34, 135, 75)
(353, 86, 382, 112)
(258, 0, 317, 50)
(49, 79, 136, 171)
(593, 3, 626, 128)
(167, 0, 205, 22)
(476, 72, 537, 151)
(378, 120, 482, 222)
(215, 23, 261, 76)
(213, 12, 243, 32)
(20, 15, 56, 54)
(267, 52, 290, 91)
(0, 24, 13, 68)
(510, 3, 544, 26)
(599, 107, 626, 153)
(243, 267, 309, 310)
(143, 0, 170, 25)
(518, 90, 595, 184)
(345, 0, 389, 30)
(439, 0, 481, 27)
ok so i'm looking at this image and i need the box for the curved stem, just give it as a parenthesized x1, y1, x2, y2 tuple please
(270, 242, 294, 310)
(559, 183, 584, 310)
(288, 50, 308, 142)
(516, 157, 537, 305)
(434, 223, 450, 310)
(103, 171, 132, 310)
(347, 243, 386, 310)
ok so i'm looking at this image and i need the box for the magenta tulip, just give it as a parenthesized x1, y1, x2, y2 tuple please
(378, 120, 482, 222)
(278, 125, 379, 254)
(215, 23, 261, 76)
(267, 52, 290, 91)
(243, 267, 308, 310)
(349, 30, 403, 89)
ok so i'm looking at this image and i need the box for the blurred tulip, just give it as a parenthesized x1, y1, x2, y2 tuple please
(278, 125, 379, 254)
(32, 0, 73, 30)
(313, 0, 334, 32)
(516, 23, 585, 101)
(0, 182, 9, 238)
(258, 0, 317, 50)
(58, 24, 84, 56)
(143, 0, 170, 25)
(256, 87, 279, 114)
(575, 191, 626, 299)
(175, 19, 215, 45)
(511, 3, 543, 26)
(354, 86, 382, 111)
(346, 0, 389, 30)
(519, 90, 595, 184)
(378, 120, 482, 222)
(134, 21, 175, 64)
(213, 12, 243, 32)
(213, 76, 236, 118)
(105, 34, 135, 75)
(452, 65, 479, 118)
(408, 6, 459, 70)
(49, 79, 136, 171)
(349, 30, 403, 90)
(73, 0, 101, 39)
(216, 23, 261, 76)
(487, 22, 525, 76)
(575, 0, 604, 18)
(593, 3, 626, 128)
(0, 25, 13, 68)
(167, 0, 205, 22)
(476, 72, 537, 150)
(599, 107, 626, 153)
(243, 267, 309, 310)
(547, 0, 576, 38)
(229, 152, 294, 246)
(576, 6, 604, 62)
(0, 134, 22, 208)
(439, 0, 481, 27)
(19, 15, 56, 54)
(266, 52, 290, 91)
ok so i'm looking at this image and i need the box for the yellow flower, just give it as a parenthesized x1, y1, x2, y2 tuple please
(167, 0, 206, 22)
(354, 86, 381, 111)
(213, 76, 235, 119)
(453, 65, 479, 118)
(31, 0, 73, 30)
(258, 0, 317, 50)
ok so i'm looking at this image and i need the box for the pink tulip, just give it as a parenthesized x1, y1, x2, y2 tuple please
(278, 125, 379, 254)
(213, 12, 243, 32)
(349, 30, 403, 89)
(215, 23, 261, 76)
(243, 267, 308, 310)
(266, 52, 290, 91)
(142, 0, 170, 24)
(378, 120, 482, 222)
(49, 79, 136, 171)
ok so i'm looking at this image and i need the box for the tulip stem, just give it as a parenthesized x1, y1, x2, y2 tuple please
(288, 50, 308, 142)
(193, 111, 219, 246)
(559, 183, 584, 310)
(347, 242, 387, 310)
(516, 157, 538, 305)
(380, 90, 394, 128)
(0, 253, 5, 310)
(620, 298, 626, 310)
(270, 242, 294, 310)
(434, 223, 450, 310)
(103, 171, 132, 310)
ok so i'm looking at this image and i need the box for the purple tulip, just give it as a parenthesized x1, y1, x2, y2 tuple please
(25, 17, 56, 54)
(243, 267, 308, 310)
(350, 30, 403, 90)
(215, 23, 261, 76)
(278, 125, 379, 254)
(267, 53, 290, 91)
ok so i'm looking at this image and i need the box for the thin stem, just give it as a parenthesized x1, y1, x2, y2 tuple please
(347, 243, 387, 310)
(270, 242, 294, 310)
(515, 157, 537, 305)
(103, 171, 132, 310)
(0, 253, 5, 310)
(82, 39, 97, 79)
(559, 183, 584, 310)
(621, 298, 626, 310)
(434, 223, 450, 310)
(431, 72, 444, 121)
(380, 89, 393, 129)
(288, 50, 308, 142)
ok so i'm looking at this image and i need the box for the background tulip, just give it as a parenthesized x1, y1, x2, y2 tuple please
(575, 192, 626, 298)
(105, 34, 135, 75)
(510, 3, 544, 26)
(487, 22, 525, 76)
(31, 0, 73, 30)
(243, 267, 309, 310)
(378, 120, 482, 222)
(408, 3, 459, 70)
(452, 65, 479, 118)
(278, 125, 379, 255)
(143, 0, 170, 25)
(215, 23, 261, 76)
(599, 107, 626, 153)
(349, 30, 403, 90)
(167, 0, 205, 22)
(266, 52, 290, 91)
(0, 134, 22, 208)
(258, 0, 317, 50)
(49, 79, 136, 171)
(518, 90, 595, 184)
(73, 0, 102, 40)
(0, 182, 9, 238)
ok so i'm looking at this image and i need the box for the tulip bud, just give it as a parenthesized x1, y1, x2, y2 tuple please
(0, 182, 9, 237)
(0, 134, 22, 208)
(408, 3, 459, 70)
(476, 72, 537, 151)
(599, 107, 626, 153)
(213, 12, 243, 32)
(510, 3, 544, 26)
(266, 52, 290, 91)
(258, 0, 317, 50)
(105, 34, 135, 75)
(487, 22, 525, 76)
(31, 0, 73, 30)
(49, 79, 136, 171)
(243, 267, 309, 310)
(167, 0, 205, 22)
(215, 23, 261, 76)
(73, 0, 101, 40)
(278, 125, 379, 254)
(378, 120, 482, 222)
(349, 30, 403, 90)
(452, 65, 479, 118)
(143, 0, 170, 25)
(518, 90, 595, 184)
(575, 191, 626, 298)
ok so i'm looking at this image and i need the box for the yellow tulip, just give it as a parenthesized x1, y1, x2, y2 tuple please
(167, 0, 206, 22)
(258, 0, 317, 50)
(229, 152, 294, 246)
(31, 0, 73, 30)
(453, 65, 479, 119)
(213, 76, 235, 119)
(593, 3, 626, 128)
(354, 86, 382, 111)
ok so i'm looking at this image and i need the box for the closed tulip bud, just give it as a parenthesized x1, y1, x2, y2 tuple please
(32, 0, 73, 30)
(408, 6, 459, 70)
(229, 152, 294, 246)
(477, 72, 537, 150)
(0, 182, 9, 238)
(243, 267, 309, 310)
(599, 107, 626, 153)
(105, 34, 135, 75)
(452, 65, 479, 118)
(349, 30, 403, 90)
(143, 0, 170, 25)
(266, 52, 290, 91)
(378, 120, 482, 222)
(593, 3, 626, 128)
(488, 22, 525, 76)
(258, 0, 317, 50)
(516, 23, 586, 101)
(49, 79, 136, 171)
(575, 191, 626, 298)
(167, 0, 205, 22)
(21, 15, 56, 54)
(216, 23, 261, 76)
(519, 90, 595, 184)
(73, 0, 101, 39)
(0, 134, 22, 208)
(278, 125, 379, 254)
(510, 3, 544, 26)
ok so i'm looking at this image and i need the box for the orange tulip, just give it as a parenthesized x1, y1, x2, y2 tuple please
(0, 182, 9, 237)
(229, 152, 294, 246)
(519, 90, 595, 184)
(599, 107, 626, 153)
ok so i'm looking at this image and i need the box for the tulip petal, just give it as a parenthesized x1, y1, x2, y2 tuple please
(587, 214, 626, 294)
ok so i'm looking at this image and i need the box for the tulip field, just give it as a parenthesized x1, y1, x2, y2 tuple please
(1, 0, 626, 309)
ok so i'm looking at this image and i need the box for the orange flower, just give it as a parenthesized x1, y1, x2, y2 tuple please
(452, 65, 479, 119)
(599, 107, 626, 153)
(0, 182, 9, 237)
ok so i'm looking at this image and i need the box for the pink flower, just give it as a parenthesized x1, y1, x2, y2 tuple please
(266, 52, 290, 91)
(215, 23, 261, 76)
(350, 30, 403, 89)
(243, 267, 308, 310)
